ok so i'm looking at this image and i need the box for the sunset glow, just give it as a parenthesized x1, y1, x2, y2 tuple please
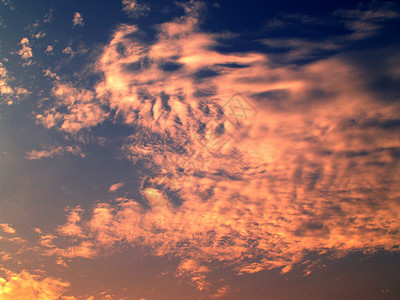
(1, 0, 400, 299)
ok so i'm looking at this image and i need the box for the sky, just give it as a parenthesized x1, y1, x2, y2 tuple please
(0, 0, 400, 299)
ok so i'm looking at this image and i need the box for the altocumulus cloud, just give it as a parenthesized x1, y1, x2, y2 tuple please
(36, 1, 400, 290)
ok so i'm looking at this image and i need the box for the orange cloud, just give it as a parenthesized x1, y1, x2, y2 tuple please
(109, 182, 125, 192)
(25, 145, 84, 160)
(36, 83, 108, 133)
(0, 224, 16, 234)
(0, 268, 72, 300)
(35, 1, 400, 290)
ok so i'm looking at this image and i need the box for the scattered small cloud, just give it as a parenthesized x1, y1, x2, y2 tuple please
(43, 8, 53, 23)
(34, 32, 46, 39)
(43, 68, 60, 81)
(1, 62, 29, 105)
(62, 47, 73, 55)
(35, 83, 108, 132)
(72, 12, 84, 27)
(109, 182, 125, 192)
(0, 0, 15, 10)
(17, 38, 33, 60)
(45, 45, 53, 53)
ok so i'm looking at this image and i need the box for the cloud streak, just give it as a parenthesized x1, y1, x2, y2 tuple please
(25, 145, 85, 160)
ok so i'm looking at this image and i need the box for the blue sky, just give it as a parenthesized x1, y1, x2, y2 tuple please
(1, 0, 400, 299)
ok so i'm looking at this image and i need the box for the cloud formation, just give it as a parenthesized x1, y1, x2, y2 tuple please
(72, 12, 84, 27)
(25, 145, 85, 160)
(122, 0, 149, 17)
(17, 38, 33, 60)
(0, 224, 16, 234)
(0, 268, 72, 300)
(36, 1, 400, 291)
(109, 182, 125, 192)
(36, 83, 108, 133)
(0, 62, 29, 105)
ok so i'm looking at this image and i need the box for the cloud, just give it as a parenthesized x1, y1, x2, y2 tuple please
(17, 38, 33, 60)
(36, 1, 400, 290)
(0, 268, 71, 300)
(0, 224, 16, 234)
(62, 47, 73, 55)
(45, 45, 53, 53)
(0, 0, 14, 10)
(25, 145, 85, 160)
(211, 285, 231, 298)
(109, 182, 125, 192)
(177, 259, 210, 291)
(35, 83, 108, 133)
(0, 251, 12, 261)
(73, 12, 84, 27)
(0, 62, 28, 105)
(262, 4, 400, 62)
(334, 3, 399, 40)
(34, 32, 46, 39)
(43, 68, 60, 80)
(122, 0, 149, 17)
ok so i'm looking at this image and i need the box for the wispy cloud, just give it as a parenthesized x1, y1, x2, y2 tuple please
(25, 145, 85, 160)
(334, 3, 399, 40)
(262, 4, 400, 62)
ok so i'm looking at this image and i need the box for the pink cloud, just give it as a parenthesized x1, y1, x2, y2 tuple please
(35, 1, 400, 290)
(0, 62, 29, 105)
(36, 83, 108, 133)
(72, 12, 84, 27)
(17, 38, 32, 60)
